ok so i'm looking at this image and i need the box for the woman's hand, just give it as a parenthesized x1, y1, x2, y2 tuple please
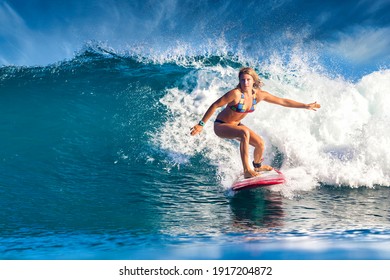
(307, 102, 321, 111)
(190, 124, 203, 136)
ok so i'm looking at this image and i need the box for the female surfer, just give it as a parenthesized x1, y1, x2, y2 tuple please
(190, 67, 320, 178)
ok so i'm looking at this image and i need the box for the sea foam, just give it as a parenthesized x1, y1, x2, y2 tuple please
(154, 55, 390, 194)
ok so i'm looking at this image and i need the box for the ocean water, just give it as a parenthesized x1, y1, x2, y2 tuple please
(1, 0, 390, 260)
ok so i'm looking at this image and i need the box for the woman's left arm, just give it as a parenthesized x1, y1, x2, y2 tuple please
(262, 91, 320, 111)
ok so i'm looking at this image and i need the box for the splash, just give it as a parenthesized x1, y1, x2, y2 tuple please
(153, 52, 390, 193)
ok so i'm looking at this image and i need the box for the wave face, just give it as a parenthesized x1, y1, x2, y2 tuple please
(1, 43, 390, 260)
(1, 47, 389, 197)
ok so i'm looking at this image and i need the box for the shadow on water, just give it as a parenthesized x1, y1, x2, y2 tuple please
(228, 188, 285, 231)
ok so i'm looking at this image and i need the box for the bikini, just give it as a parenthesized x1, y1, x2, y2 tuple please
(230, 90, 257, 113)
(215, 90, 257, 125)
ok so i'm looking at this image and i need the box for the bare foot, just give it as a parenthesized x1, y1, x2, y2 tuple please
(254, 164, 273, 172)
(244, 169, 259, 178)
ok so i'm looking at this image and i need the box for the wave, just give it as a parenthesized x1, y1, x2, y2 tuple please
(1, 45, 390, 195)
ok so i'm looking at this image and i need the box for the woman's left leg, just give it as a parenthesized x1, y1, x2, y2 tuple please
(240, 124, 273, 171)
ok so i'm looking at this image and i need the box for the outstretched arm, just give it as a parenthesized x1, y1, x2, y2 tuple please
(263, 91, 321, 111)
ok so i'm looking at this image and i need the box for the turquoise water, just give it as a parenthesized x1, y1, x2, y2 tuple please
(1, 52, 390, 259)
(1, 0, 390, 260)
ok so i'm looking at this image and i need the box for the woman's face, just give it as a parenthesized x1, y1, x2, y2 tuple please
(239, 74, 254, 90)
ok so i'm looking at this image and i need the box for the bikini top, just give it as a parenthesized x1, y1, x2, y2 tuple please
(230, 91, 257, 113)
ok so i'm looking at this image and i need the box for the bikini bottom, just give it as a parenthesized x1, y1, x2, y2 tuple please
(214, 119, 243, 126)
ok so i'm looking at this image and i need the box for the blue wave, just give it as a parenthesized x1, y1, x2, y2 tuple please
(1, 46, 390, 191)
(1, 40, 390, 260)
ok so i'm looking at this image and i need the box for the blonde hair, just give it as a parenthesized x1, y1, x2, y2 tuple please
(236, 67, 264, 89)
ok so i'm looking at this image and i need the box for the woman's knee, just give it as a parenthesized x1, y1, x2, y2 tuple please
(257, 137, 265, 148)
(239, 127, 251, 141)
(251, 134, 265, 149)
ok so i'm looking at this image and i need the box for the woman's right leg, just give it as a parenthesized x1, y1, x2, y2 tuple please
(214, 123, 258, 178)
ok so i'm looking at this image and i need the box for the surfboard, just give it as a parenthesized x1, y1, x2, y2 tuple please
(231, 169, 285, 191)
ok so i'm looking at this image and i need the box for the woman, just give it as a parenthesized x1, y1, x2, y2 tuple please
(190, 67, 320, 178)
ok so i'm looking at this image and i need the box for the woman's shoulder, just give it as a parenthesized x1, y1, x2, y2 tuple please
(226, 88, 242, 97)
(230, 87, 241, 93)
(221, 88, 241, 104)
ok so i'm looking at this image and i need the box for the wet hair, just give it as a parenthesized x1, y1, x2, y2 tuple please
(236, 67, 264, 89)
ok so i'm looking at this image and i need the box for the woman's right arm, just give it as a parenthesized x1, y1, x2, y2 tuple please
(190, 90, 236, 136)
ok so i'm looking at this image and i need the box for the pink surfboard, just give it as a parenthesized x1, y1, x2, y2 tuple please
(232, 169, 285, 191)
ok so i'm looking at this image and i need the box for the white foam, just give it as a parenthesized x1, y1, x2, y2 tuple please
(153, 57, 390, 194)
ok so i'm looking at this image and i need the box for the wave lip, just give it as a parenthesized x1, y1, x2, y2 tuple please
(1, 0, 389, 79)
